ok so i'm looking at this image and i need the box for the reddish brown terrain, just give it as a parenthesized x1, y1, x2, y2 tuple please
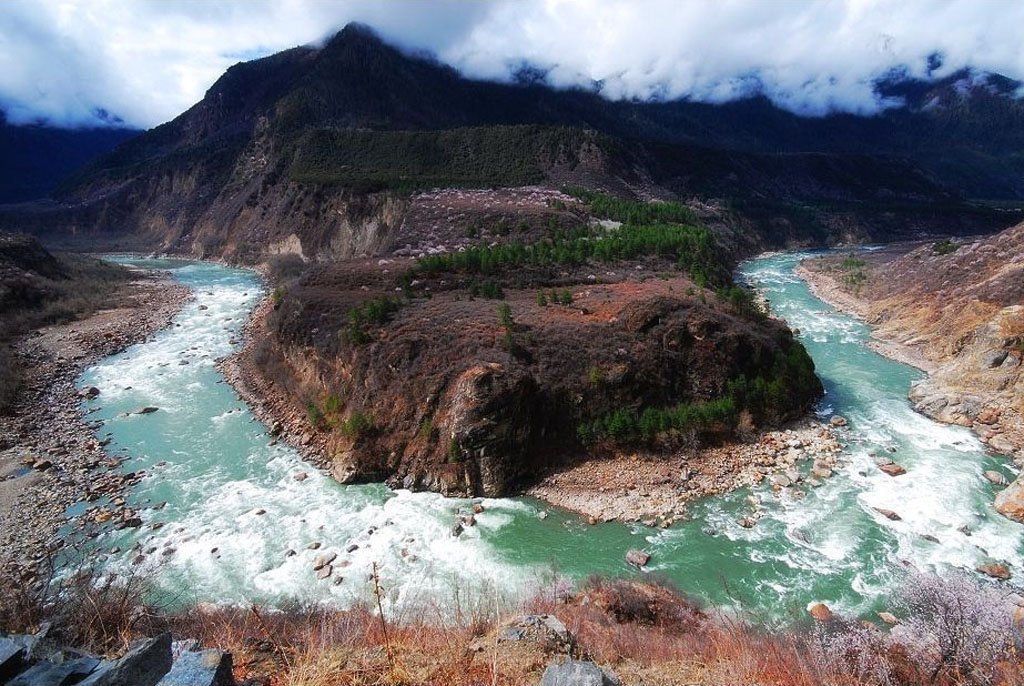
(216, 187, 825, 501)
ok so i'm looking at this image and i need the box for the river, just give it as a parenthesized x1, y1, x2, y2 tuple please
(76, 253, 1022, 620)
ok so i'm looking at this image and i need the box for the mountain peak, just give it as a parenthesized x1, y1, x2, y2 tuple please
(324, 22, 387, 50)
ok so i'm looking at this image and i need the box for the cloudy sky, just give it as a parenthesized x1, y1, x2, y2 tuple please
(1, 0, 1022, 129)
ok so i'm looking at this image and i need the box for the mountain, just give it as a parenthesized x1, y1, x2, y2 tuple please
(0, 112, 138, 203)
(3, 24, 1021, 260)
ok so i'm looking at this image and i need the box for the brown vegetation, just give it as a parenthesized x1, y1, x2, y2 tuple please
(2, 562, 1021, 686)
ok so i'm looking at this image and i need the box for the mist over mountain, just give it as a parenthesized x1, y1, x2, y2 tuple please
(3, 0, 1024, 129)
(1, 24, 1020, 262)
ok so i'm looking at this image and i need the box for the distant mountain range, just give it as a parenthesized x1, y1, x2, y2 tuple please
(3, 24, 1022, 258)
(0, 112, 138, 203)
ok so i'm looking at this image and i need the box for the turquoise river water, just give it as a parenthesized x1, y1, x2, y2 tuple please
(77, 253, 1022, 620)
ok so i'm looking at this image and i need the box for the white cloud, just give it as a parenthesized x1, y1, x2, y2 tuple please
(0, 0, 1022, 128)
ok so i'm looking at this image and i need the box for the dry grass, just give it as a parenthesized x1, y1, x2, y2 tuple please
(1, 564, 1021, 686)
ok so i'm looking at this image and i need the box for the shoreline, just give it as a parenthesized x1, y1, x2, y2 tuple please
(793, 263, 937, 373)
(794, 258, 1022, 466)
(527, 418, 843, 524)
(0, 270, 191, 583)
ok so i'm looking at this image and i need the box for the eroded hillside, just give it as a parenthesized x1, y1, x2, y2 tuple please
(800, 226, 1024, 519)
(231, 193, 822, 497)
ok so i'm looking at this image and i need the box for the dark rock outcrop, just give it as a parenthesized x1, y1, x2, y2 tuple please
(539, 661, 620, 686)
(0, 632, 236, 686)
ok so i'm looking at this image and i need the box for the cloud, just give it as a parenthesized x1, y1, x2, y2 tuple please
(1, 0, 1022, 128)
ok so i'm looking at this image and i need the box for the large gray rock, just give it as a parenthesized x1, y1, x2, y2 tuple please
(79, 633, 172, 686)
(8, 655, 102, 685)
(983, 349, 1009, 368)
(156, 649, 235, 686)
(539, 660, 620, 686)
(0, 637, 27, 681)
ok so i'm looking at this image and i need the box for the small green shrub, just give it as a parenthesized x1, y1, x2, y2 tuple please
(306, 401, 323, 428)
(497, 303, 514, 329)
(932, 239, 958, 255)
(339, 411, 375, 439)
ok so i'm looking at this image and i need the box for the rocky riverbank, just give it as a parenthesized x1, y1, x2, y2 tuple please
(793, 262, 936, 373)
(527, 420, 843, 524)
(796, 243, 1024, 522)
(0, 271, 190, 585)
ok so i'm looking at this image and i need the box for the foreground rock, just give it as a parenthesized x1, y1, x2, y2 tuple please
(155, 649, 234, 686)
(0, 632, 235, 686)
(995, 476, 1024, 523)
(809, 603, 834, 622)
(498, 615, 575, 654)
(977, 563, 1012, 580)
(539, 660, 620, 686)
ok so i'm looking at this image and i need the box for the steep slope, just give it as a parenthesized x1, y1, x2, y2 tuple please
(0, 113, 138, 203)
(237, 192, 822, 497)
(2, 24, 1018, 261)
(799, 226, 1024, 518)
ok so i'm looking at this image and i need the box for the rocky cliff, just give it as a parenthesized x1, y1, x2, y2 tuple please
(234, 192, 822, 497)
(801, 225, 1024, 520)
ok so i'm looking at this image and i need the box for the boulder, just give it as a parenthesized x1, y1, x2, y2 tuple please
(0, 637, 26, 681)
(988, 434, 1017, 454)
(539, 660, 620, 686)
(82, 386, 101, 399)
(984, 470, 1009, 486)
(135, 407, 160, 415)
(829, 415, 848, 427)
(995, 476, 1024, 523)
(79, 632, 172, 686)
(977, 563, 1011, 580)
(982, 349, 1009, 368)
(312, 552, 337, 571)
(809, 603, 834, 622)
(878, 463, 906, 477)
(8, 655, 102, 686)
(155, 649, 235, 686)
(625, 549, 650, 568)
(873, 508, 902, 521)
(877, 612, 899, 625)
(498, 615, 574, 653)
(316, 565, 333, 580)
